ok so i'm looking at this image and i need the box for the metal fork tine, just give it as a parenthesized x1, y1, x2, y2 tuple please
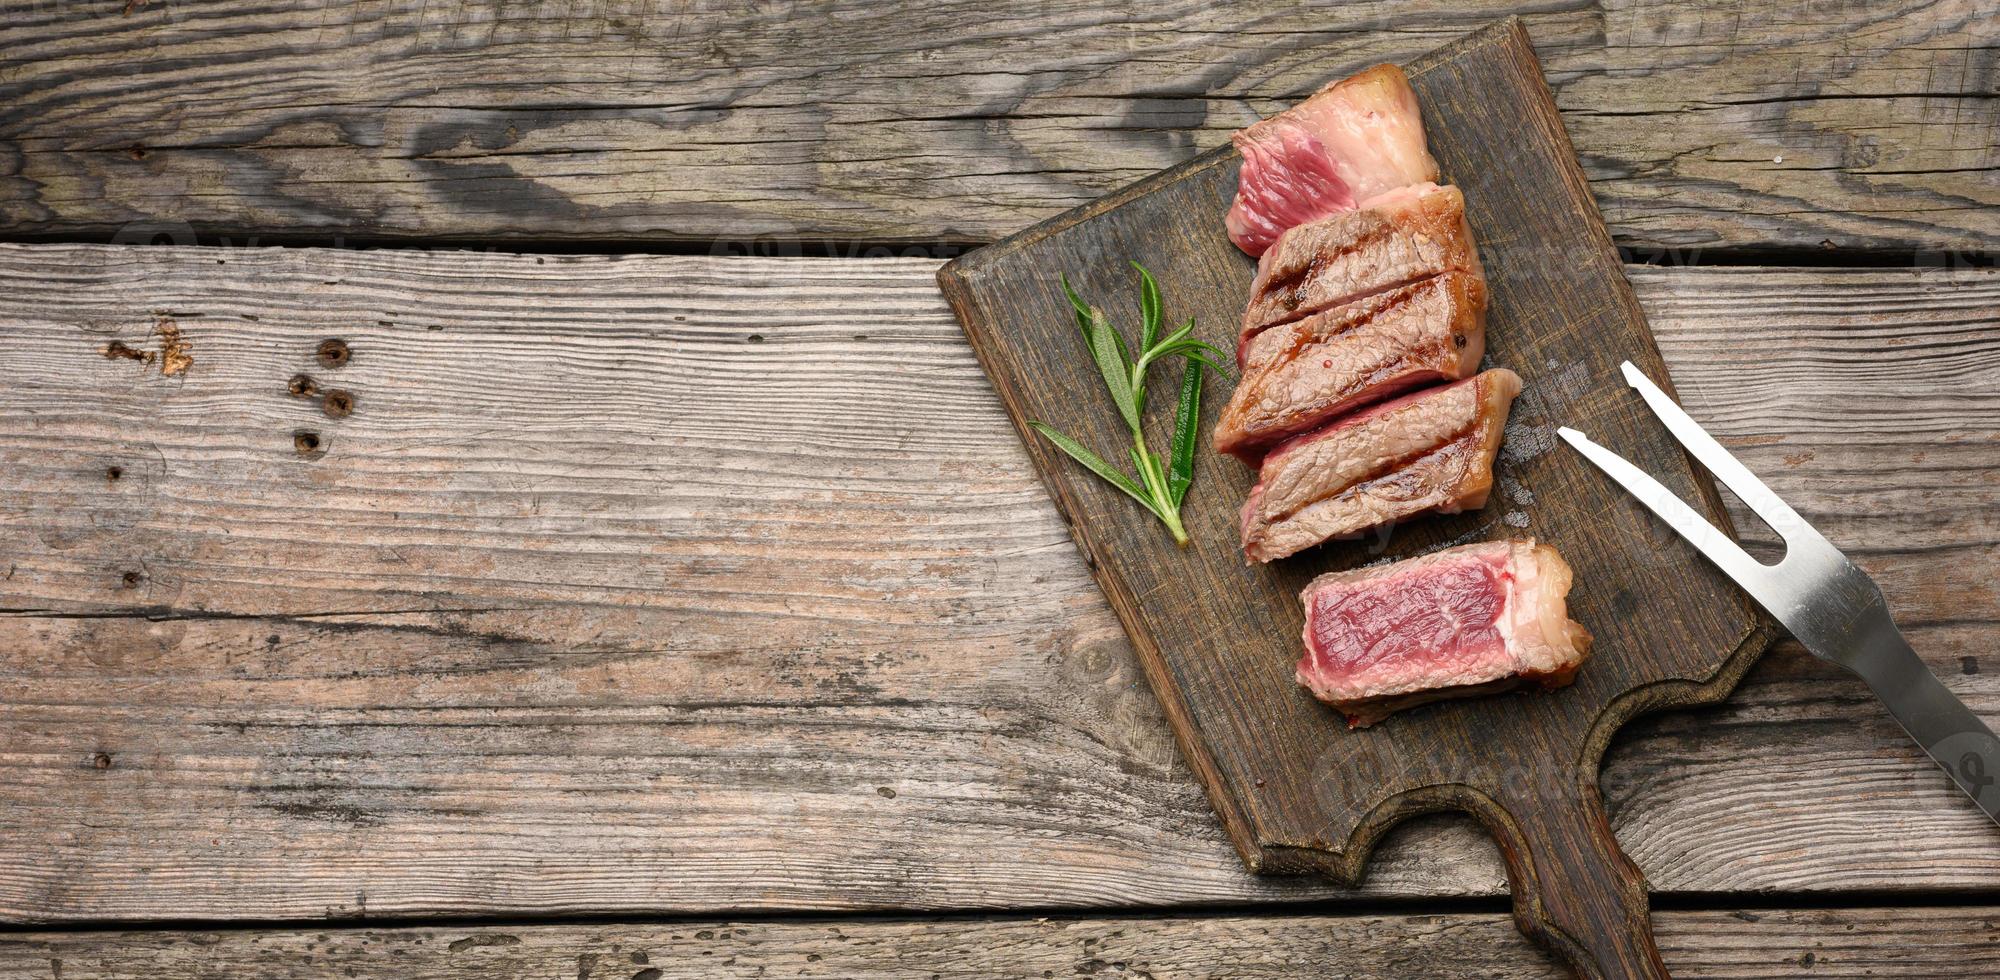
(1571, 375, 2000, 832)
(1557, 427, 1774, 591)
(1618, 361, 1820, 553)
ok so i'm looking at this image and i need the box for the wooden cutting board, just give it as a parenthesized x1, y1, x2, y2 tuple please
(937, 19, 1777, 980)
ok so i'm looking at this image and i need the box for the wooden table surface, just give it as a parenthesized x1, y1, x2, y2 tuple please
(0, 2, 1995, 976)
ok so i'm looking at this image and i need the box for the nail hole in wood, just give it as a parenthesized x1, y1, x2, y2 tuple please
(294, 431, 324, 456)
(105, 465, 123, 482)
(121, 570, 142, 588)
(316, 338, 351, 367)
(93, 752, 113, 769)
(321, 389, 354, 418)
(288, 374, 319, 397)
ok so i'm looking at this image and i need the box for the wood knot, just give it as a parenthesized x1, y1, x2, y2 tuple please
(154, 318, 193, 376)
(102, 340, 154, 364)
(316, 338, 351, 367)
(321, 389, 354, 418)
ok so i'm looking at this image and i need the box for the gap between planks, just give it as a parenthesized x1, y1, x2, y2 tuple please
(4, 904, 2000, 979)
(0, 231, 1988, 270)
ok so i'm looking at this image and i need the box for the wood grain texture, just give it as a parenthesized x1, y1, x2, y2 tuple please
(0, 0, 1993, 251)
(4, 905, 2000, 979)
(943, 23, 1768, 977)
(0, 244, 1997, 926)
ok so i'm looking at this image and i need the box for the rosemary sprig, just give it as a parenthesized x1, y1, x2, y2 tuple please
(1028, 263, 1230, 546)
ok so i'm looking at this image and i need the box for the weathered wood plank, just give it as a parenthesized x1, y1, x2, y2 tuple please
(0, 0, 1993, 251)
(4, 906, 1998, 978)
(0, 246, 1996, 924)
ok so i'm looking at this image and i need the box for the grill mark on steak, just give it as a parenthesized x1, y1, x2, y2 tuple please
(1243, 421, 1482, 561)
(1217, 272, 1488, 462)
(1281, 266, 1429, 324)
(1269, 279, 1415, 363)
(1337, 429, 1476, 507)
(1264, 411, 1480, 527)
(1240, 369, 1519, 562)
(1240, 183, 1479, 344)
(1267, 221, 1394, 311)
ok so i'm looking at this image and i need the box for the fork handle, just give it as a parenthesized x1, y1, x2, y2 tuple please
(1846, 624, 2000, 822)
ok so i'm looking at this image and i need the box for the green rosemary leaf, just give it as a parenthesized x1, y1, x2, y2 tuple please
(1181, 352, 1232, 379)
(1060, 274, 1092, 339)
(1151, 316, 1194, 351)
(1154, 336, 1233, 371)
(1028, 421, 1154, 511)
(1043, 265, 1212, 544)
(1132, 261, 1164, 350)
(1168, 360, 1203, 507)
(1086, 305, 1141, 433)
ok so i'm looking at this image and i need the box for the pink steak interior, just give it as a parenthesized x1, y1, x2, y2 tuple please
(1302, 548, 1512, 692)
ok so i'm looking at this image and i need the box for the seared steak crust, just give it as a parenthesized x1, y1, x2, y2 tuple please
(1216, 273, 1488, 464)
(1240, 368, 1519, 563)
(1241, 182, 1481, 342)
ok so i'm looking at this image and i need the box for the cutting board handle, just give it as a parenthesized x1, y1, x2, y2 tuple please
(1477, 769, 1669, 979)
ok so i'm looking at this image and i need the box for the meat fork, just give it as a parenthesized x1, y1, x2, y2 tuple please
(1561, 361, 2000, 825)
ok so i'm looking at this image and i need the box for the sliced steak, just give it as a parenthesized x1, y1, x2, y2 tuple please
(1225, 64, 1440, 257)
(1239, 368, 1520, 563)
(1241, 182, 1481, 341)
(1215, 272, 1487, 463)
(1296, 538, 1592, 728)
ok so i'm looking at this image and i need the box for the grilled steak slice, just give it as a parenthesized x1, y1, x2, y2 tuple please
(1296, 538, 1592, 728)
(1240, 368, 1520, 563)
(1225, 64, 1440, 257)
(1241, 183, 1481, 341)
(1215, 272, 1487, 463)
